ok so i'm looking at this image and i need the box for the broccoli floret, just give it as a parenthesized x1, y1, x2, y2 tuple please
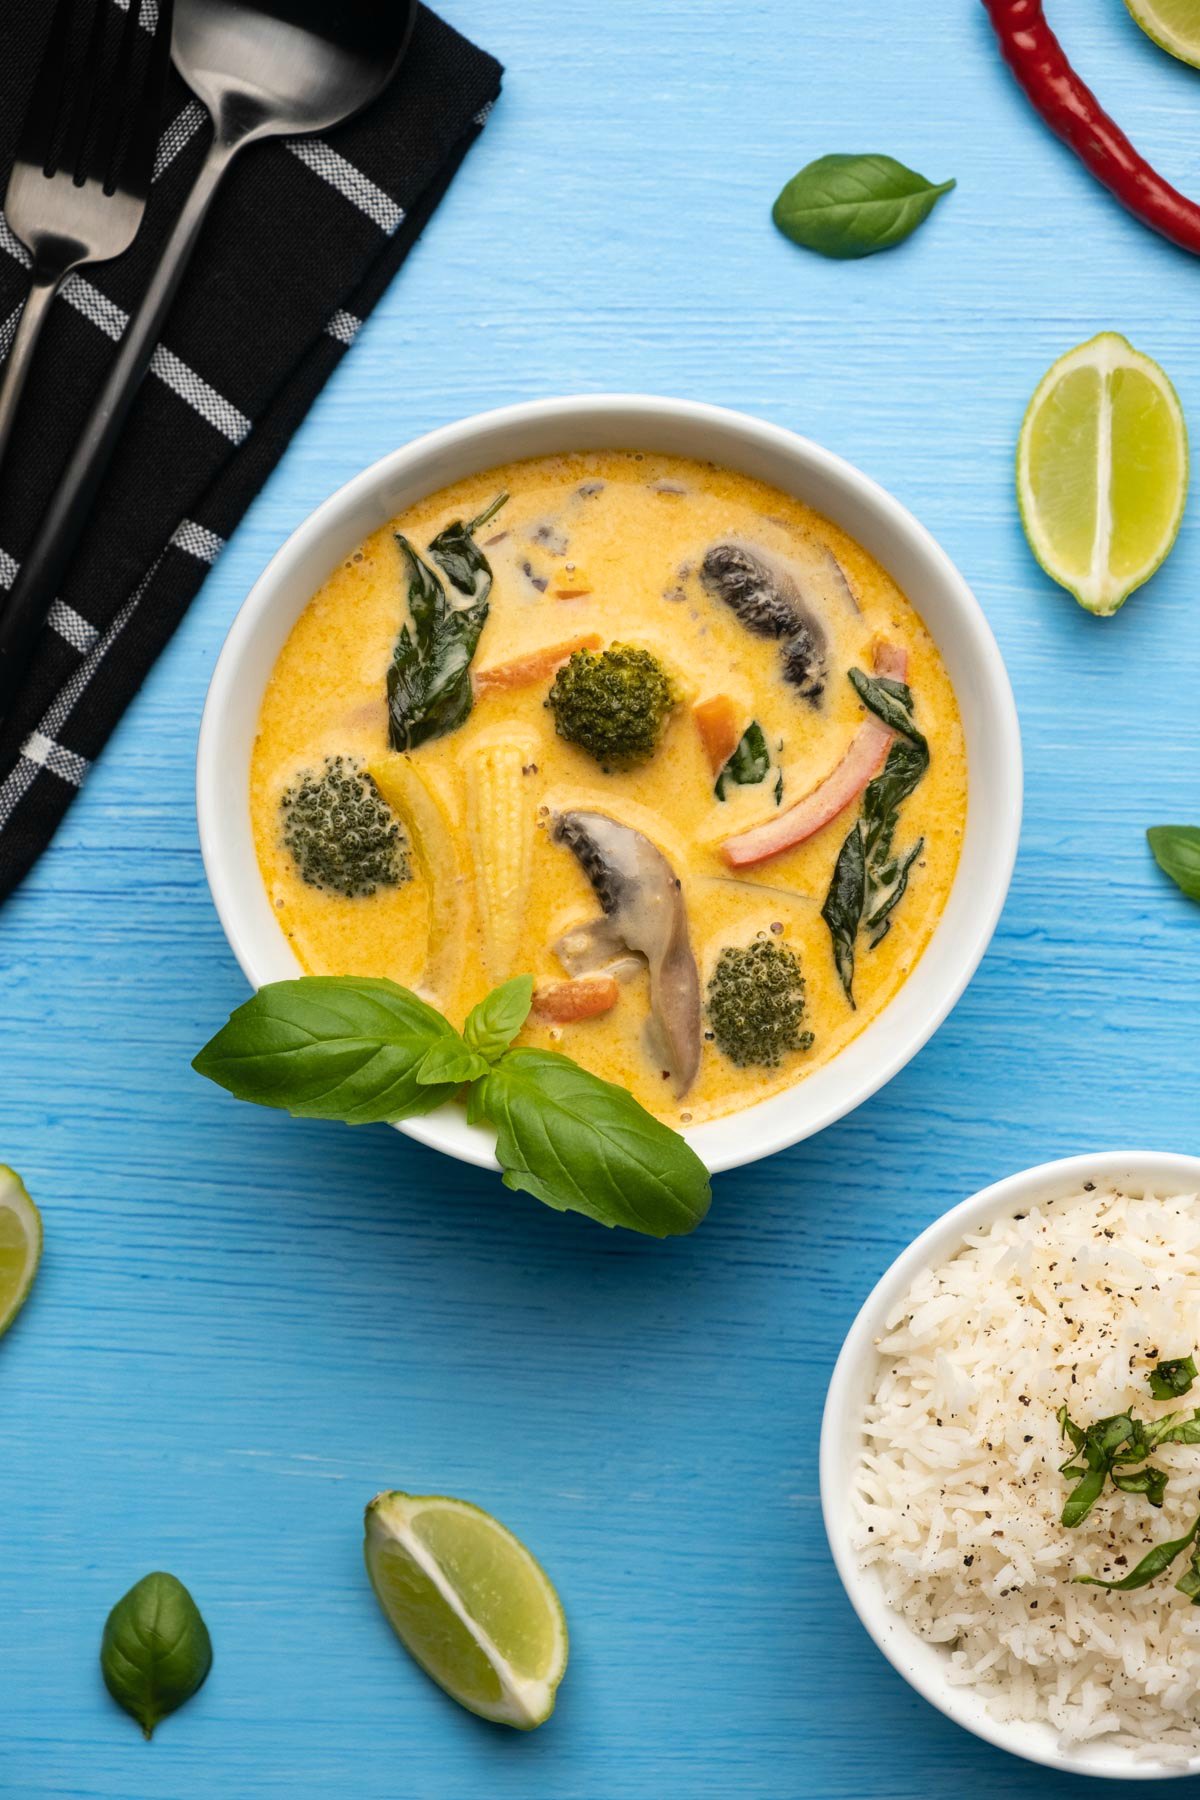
(705, 934, 814, 1068)
(280, 756, 409, 898)
(545, 643, 676, 770)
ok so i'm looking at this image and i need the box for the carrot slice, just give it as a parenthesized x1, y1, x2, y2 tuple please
(474, 634, 603, 695)
(693, 694, 742, 775)
(531, 976, 620, 1022)
(721, 642, 908, 869)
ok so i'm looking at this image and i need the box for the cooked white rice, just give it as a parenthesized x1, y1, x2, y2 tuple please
(853, 1183, 1200, 1761)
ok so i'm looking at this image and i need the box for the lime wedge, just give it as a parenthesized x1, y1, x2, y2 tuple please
(364, 1491, 568, 1728)
(1017, 332, 1188, 616)
(1125, 0, 1200, 67)
(0, 1165, 42, 1338)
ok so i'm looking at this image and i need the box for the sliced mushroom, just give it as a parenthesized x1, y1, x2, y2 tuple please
(822, 547, 861, 615)
(552, 811, 701, 1096)
(700, 541, 828, 705)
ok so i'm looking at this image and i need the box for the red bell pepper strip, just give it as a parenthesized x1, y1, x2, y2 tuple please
(983, 0, 1200, 255)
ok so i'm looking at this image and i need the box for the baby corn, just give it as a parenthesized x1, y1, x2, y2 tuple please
(467, 737, 536, 982)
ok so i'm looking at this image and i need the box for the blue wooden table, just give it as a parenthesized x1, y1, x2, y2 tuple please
(4, 2, 1200, 1794)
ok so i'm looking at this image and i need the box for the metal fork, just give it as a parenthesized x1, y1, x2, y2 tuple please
(0, 0, 174, 479)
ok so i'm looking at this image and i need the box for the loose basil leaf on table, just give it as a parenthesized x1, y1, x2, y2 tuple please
(467, 1047, 711, 1238)
(387, 493, 507, 753)
(772, 153, 955, 260)
(192, 976, 463, 1123)
(100, 1571, 212, 1739)
(1147, 826, 1200, 902)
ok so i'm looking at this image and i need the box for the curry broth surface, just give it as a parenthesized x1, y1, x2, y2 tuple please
(251, 451, 967, 1126)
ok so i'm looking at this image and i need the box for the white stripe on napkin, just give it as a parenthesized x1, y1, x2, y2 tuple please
(326, 309, 361, 346)
(0, 504, 220, 819)
(0, 518, 223, 659)
(286, 140, 405, 234)
(154, 100, 208, 180)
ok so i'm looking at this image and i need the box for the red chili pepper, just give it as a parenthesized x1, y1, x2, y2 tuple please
(983, 0, 1200, 255)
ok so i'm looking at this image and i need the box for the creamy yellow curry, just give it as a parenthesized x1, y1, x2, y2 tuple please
(250, 451, 966, 1127)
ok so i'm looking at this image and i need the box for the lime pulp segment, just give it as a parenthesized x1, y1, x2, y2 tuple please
(0, 1165, 42, 1337)
(364, 1491, 568, 1728)
(1017, 332, 1188, 616)
(1125, 0, 1200, 67)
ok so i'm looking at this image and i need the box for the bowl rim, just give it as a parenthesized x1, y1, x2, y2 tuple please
(196, 392, 1023, 1175)
(819, 1148, 1200, 1781)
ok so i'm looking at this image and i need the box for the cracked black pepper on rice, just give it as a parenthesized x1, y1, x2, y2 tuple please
(853, 1181, 1200, 1761)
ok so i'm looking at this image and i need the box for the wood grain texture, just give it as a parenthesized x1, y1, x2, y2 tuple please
(1, 0, 1199, 1793)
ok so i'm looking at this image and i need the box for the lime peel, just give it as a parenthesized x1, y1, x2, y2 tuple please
(0, 1164, 42, 1338)
(1017, 332, 1188, 617)
(364, 1490, 568, 1729)
(1125, 0, 1200, 68)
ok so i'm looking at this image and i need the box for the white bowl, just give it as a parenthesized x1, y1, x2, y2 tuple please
(821, 1149, 1200, 1781)
(196, 395, 1021, 1175)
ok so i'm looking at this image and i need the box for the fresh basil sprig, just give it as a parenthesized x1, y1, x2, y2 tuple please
(1150, 1354, 1198, 1400)
(1148, 826, 1200, 902)
(194, 975, 711, 1239)
(100, 1572, 212, 1739)
(192, 977, 465, 1124)
(468, 1047, 706, 1237)
(772, 154, 955, 261)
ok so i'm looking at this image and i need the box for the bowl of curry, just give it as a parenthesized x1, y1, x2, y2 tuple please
(197, 396, 1021, 1174)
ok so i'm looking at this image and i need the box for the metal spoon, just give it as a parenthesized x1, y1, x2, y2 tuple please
(0, 0, 418, 724)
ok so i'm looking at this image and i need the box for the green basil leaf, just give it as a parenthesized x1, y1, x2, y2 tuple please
(821, 669, 929, 1004)
(192, 977, 462, 1124)
(1111, 1465, 1168, 1507)
(415, 1041, 490, 1088)
(1059, 1413, 1135, 1525)
(1158, 1411, 1200, 1448)
(387, 494, 507, 753)
(1062, 1466, 1109, 1529)
(463, 975, 534, 1062)
(821, 821, 865, 1007)
(468, 1047, 711, 1237)
(714, 722, 771, 801)
(1176, 1546, 1200, 1603)
(1149, 1353, 1197, 1400)
(1148, 826, 1200, 902)
(100, 1572, 212, 1739)
(1058, 1404, 1086, 1454)
(772, 154, 955, 260)
(848, 669, 927, 749)
(1076, 1514, 1200, 1592)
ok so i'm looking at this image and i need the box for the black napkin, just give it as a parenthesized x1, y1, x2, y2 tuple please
(0, 1, 501, 902)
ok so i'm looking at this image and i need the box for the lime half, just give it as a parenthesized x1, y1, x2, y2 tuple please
(0, 1166, 42, 1338)
(1017, 332, 1188, 616)
(364, 1491, 568, 1728)
(1126, 0, 1200, 67)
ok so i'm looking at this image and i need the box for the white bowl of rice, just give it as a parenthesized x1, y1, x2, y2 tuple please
(822, 1151, 1200, 1779)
